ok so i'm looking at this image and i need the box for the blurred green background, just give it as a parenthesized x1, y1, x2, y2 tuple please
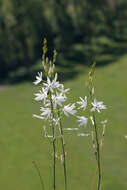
(0, 0, 127, 189)
(1, 0, 127, 83)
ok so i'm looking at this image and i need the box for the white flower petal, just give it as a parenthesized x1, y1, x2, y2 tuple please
(77, 96, 87, 110)
(91, 98, 106, 113)
(33, 72, 42, 85)
(33, 114, 44, 120)
(77, 116, 88, 127)
(63, 104, 76, 117)
(40, 107, 51, 118)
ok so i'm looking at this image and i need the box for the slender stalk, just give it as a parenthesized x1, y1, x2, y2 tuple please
(92, 114, 101, 190)
(58, 110, 67, 190)
(50, 92, 56, 190)
(32, 161, 45, 190)
(89, 86, 101, 190)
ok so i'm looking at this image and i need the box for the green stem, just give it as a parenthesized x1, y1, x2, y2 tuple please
(32, 161, 45, 190)
(89, 86, 101, 190)
(58, 110, 67, 190)
(50, 92, 56, 190)
(93, 114, 101, 190)
(52, 123, 56, 190)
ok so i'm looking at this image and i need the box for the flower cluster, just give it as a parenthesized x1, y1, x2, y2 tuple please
(33, 72, 76, 126)
(33, 69, 107, 138)
(75, 95, 107, 136)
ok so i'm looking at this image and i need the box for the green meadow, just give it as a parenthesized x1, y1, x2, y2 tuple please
(0, 55, 127, 190)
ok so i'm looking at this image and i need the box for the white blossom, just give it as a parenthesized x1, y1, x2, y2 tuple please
(52, 93, 66, 109)
(34, 88, 47, 103)
(44, 93, 66, 109)
(60, 84, 70, 95)
(77, 116, 88, 127)
(63, 104, 76, 117)
(91, 98, 106, 113)
(44, 73, 61, 92)
(40, 107, 51, 118)
(33, 72, 42, 85)
(52, 73, 61, 89)
(77, 96, 87, 110)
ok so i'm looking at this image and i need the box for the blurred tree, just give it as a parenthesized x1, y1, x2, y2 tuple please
(0, 0, 127, 82)
(0, 0, 54, 79)
(51, 0, 75, 52)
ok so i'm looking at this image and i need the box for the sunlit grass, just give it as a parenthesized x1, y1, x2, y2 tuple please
(0, 55, 127, 190)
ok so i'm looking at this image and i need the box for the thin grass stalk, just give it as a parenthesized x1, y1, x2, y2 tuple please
(32, 161, 45, 190)
(58, 110, 67, 190)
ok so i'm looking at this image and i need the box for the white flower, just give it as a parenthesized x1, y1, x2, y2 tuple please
(44, 73, 61, 92)
(53, 93, 66, 109)
(40, 107, 51, 118)
(63, 104, 76, 117)
(77, 116, 88, 127)
(90, 116, 95, 125)
(60, 84, 70, 95)
(91, 98, 106, 113)
(34, 88, 47, 103)
(33, 72, 42, 85)
(52, 73, 61, 89)
(44, 93, 66, 109)
(33, 114, 44, 120)
(77, 96, 87, 110)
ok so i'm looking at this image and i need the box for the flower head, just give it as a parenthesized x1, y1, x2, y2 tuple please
(60, 84, 70, 95)
(77, 96, 87, 110)
(40, 107, 51, 119)
(33, 72, 42, 85)
(91, 98, 106, 113)
(63, 104, 76, 117)
(44, 73, 61, 93)
(34, 88, 47, 103)
(77, 116, 88, 127)
(52, 93, 66, 109)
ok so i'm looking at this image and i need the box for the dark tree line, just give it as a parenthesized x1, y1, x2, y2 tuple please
(0, 0, 127, 80)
